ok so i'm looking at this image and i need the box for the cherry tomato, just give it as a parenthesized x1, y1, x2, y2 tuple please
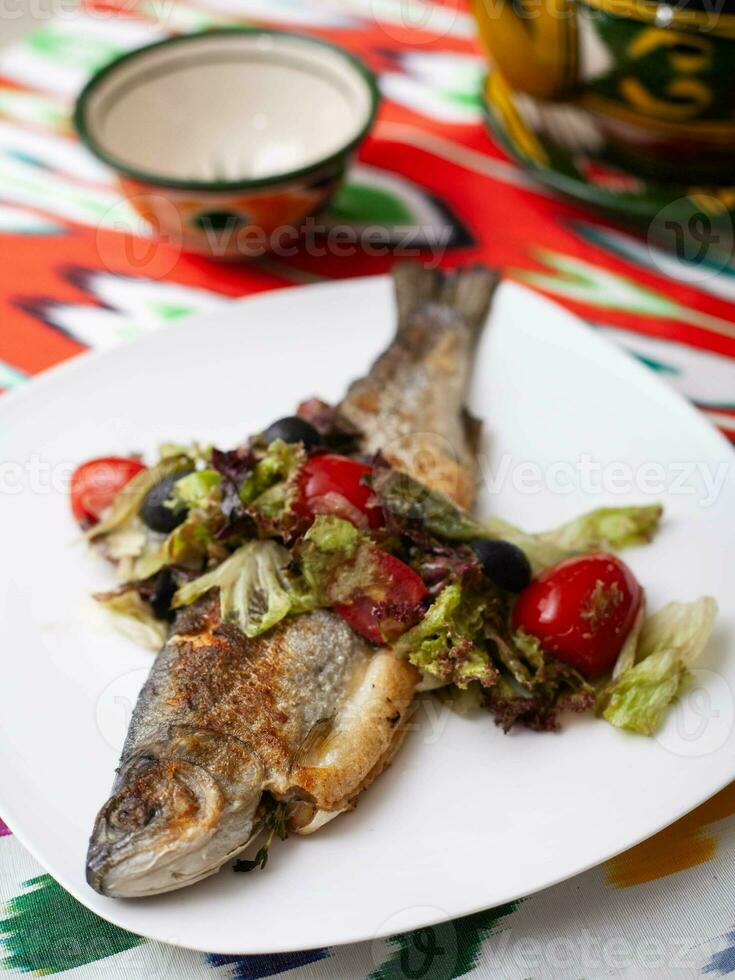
(335, 550, 427, 644)
(512, 553, 642, 678)
(297, 454, 383, 530)
(70, 456, 146, 526)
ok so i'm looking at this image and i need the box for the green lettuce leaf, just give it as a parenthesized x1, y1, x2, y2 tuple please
(611, 600, 647, 679)
(93, 585, 167, 650)
(485, 504, 663, 574)
(370, 468, 486, 541)
(171, 469, 221, 508)
(158, 441, 212, 463)
(395, 583, 498, 688)
(599, 596, 718, 735)
(172, 539, 312, 637)
(296, 515, 428, 643)
(372, 465, 662, 563)
(297, 515, 376, 604)
(240, 439, 305, 508)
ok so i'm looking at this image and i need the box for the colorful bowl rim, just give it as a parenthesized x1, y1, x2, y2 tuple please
(480, 70, 699, 225)
(73, 27, 381, 193)
(575, 0, 735, 37)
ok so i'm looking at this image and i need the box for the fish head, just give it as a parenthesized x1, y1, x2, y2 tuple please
(88, 727, 266, 897)
(86, 745, 251, 897)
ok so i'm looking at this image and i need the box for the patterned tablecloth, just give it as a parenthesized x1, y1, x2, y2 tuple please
(0, 1, 734, 977)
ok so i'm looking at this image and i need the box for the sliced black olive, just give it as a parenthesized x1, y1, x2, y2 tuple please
(470, 539, 532, 593)
(261, 416, 321, 450)
(140, 469, 193, 533)
(150, 568, 177, 621)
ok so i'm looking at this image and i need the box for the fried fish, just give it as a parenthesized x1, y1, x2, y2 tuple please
(86, 262, 499, 897)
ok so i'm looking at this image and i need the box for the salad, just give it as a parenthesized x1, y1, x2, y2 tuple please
(73, 403, 717, 737)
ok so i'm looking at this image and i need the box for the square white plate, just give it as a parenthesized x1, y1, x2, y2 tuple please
(0, 276, 732, 954)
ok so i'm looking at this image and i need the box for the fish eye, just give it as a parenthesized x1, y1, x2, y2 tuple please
(108, 795, 154, 831)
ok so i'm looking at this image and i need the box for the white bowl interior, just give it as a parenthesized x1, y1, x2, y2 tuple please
(81, 33, 374, 183)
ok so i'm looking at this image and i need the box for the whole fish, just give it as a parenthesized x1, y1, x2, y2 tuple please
(86, 262, 499, 897)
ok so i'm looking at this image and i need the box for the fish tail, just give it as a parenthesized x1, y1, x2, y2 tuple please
(393, 262, 500, 342)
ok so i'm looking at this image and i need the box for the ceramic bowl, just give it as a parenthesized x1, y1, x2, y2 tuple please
(471, 0, 735, 185)
(74, 29, 379, 259)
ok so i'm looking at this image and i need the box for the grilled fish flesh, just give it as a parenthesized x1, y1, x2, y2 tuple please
(86, 262, 500, 897)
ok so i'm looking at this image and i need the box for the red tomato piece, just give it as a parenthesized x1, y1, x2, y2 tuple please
(512, 553, 642, 679)
(70, 457, 146, 526)
(335, 550, 427, 644)
(297, 454, 383, 530)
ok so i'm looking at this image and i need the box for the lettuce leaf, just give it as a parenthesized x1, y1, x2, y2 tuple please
(158, 441, 212, 464)
(171, 469, 221, 508)
(482, 668, 594, 733)
(371, 463, 662, 564)
(611, 599, 647, 679)
(94, 584, 167, 650)
(395, 583, 498, 688)
(172, 539, 311, 636)
(233, 438, 308, 538)
(370, 467, 486, 541)
(298, 515, 373, 604)
(394, 572, 593, 728)
(240, 439, 305, 508)
(172, 538, 312, 637)
(485, 505, 663, 574)
(598, 597, 718, 735)
(480, 626, 594, 731)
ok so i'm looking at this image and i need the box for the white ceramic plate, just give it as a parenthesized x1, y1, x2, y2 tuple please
(0, 277, 732, 955)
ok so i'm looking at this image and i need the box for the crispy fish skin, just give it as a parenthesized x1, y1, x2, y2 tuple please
(86, 263, 499, 897)
(339, 263, 500, 510)
(87, 597, 417, 896)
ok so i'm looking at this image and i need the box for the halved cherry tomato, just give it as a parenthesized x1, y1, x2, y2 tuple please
(70, 456, 146, 526)
(512, 553, 642, 679)
(335, 550, 427, 644)
(297, 454, 383, 530)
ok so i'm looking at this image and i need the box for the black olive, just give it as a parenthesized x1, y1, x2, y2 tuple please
(261, 416, 321, 450)
(470, 539, 532, 593)
(150, 568, 177, 621)
(140, 469, 193, 533)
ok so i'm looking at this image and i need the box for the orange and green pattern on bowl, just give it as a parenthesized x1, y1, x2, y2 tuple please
(119, 164, 344, 259)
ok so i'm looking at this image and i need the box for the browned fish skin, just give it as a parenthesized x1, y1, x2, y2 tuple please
(86, 262, 499, 897)
(339, 263, 500, 510)
(87, 595, 417, 896)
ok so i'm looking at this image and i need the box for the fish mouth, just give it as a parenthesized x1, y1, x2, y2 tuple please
(86, 755, 234, 898)
(86, 829, 244, 898)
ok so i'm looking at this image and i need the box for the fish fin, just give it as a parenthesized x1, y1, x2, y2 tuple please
(289, 717, 334, 773)
(393, 262, 500, 341)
